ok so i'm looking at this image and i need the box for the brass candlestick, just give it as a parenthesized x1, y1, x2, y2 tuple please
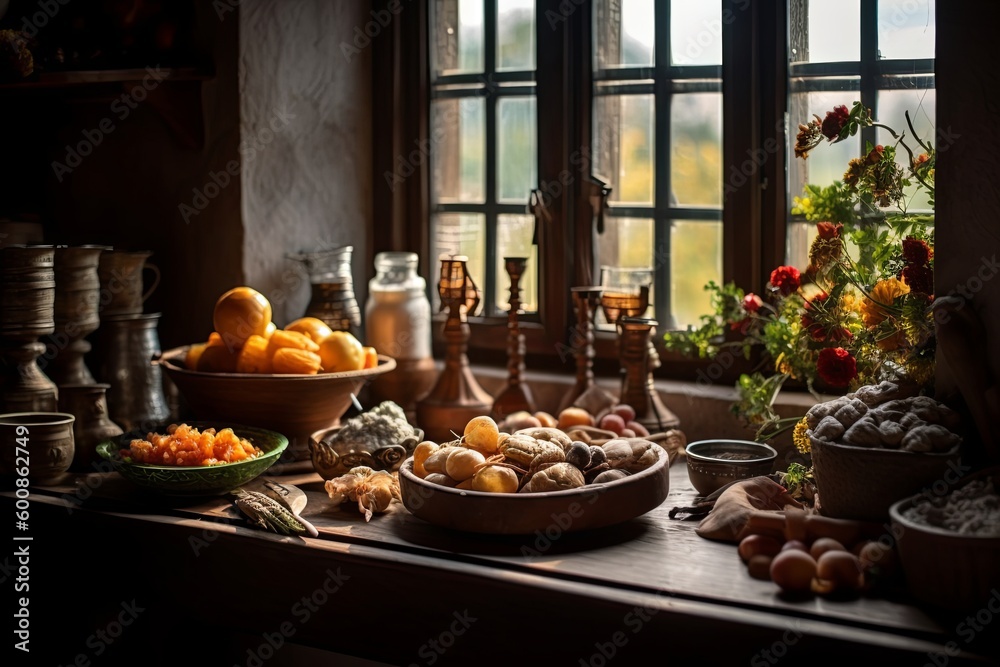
(618, 316, 679, 432)
(558, 285, 612, 413)
(491, 257, 535, 420)
(416, 255, 493, 443)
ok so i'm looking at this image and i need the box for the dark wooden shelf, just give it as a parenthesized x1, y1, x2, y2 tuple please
(0, 67, 213, 90)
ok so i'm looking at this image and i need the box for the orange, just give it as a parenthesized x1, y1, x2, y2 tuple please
(185, 342, 208, 370)
(196, 343, 239, 373)
(236, 334, 272, 373)
(286, 317, 333, 344)
(318, 331, 365, 372)
(272, 347, 322, 374)
(362, 346, 378, 369)
(266, 329, 320, 359)
(213, 287, 273, 351)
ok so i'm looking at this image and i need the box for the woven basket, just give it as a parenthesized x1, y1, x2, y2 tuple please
(810, 435, 963, 522)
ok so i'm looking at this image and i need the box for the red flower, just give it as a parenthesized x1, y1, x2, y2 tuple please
(820, 105, 851, 140)
(816, 222, 843, 240)
(866, 144, 885, 164)
(913, 153, 930, 168)
(817, 347, 858, 387)
(901, 263, 934, 296)
(742, 293, 763, 313)
(902, 236, 933, 266)
(769, 266, 801, 296)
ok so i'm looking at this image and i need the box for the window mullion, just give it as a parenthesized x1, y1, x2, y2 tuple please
(483, 0, 498, 317)
(654, 0, 673, 329)
(860, 0, 879, 152)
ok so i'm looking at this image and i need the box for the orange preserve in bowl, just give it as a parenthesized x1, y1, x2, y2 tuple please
(121, 423, 263, 466)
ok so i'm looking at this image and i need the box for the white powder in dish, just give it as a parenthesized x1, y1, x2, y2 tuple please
(900, 476, 1000, 537)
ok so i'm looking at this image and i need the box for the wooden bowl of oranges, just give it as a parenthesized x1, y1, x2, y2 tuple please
(156, 286, 396, 463)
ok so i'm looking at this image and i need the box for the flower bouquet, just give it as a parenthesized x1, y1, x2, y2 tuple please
(664, 101, 937, 445)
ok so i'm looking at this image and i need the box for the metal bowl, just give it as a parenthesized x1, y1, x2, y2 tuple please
(685, 439, 777, 497)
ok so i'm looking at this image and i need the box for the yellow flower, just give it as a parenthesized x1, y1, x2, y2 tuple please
(839, 292, 859, 313)
(861, 278, 910, 328)
(793, 417, 811, 454)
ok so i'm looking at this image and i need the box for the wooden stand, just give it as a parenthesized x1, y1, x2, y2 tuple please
(619, 317, 679, 431)
(491, 257, 535, 420)
(416, 256, 492, 442)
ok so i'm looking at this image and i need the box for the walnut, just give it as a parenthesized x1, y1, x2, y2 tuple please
(811, 415, 845, 442)
(878, 420, 906, 448)
(842, 417, 882, 447)
(833, 398, 869, 429)
(902, 424, 961, 453)
(806, 396, 850, 429)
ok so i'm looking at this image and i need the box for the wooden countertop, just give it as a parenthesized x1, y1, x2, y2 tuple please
(7, 461, 998, 666)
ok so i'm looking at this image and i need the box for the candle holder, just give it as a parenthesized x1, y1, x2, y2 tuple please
(0, 245, 59, 412)
(618, 316, 679, 432)
(491, 257, 535, 420)
(558, 285, 614, 414)
(416, 255, 493, 443)
(599, 266, 653, 400)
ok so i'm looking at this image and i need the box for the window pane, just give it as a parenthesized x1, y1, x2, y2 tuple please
(788, 89, 861, 202)
(594, 0, 655, 69)
(670, 0, 722, 66)
(497, 97, 537, 203)
(497, 0, 535, 71)
(496, 215, 538, 313)
(431, 98, 485, 204)
(878, 88, 936, 210)
(790, 0, 860, 63)
(431, 213, 487, 313)
(787, 221, 816, 274)
(593, 93, 655, 205)
(878, 0, 935, 60)
(432, 0, 484, 76)
(671, 221, 722, 329)
(595, 217, 654, 330)
(671, 93, 722, 207)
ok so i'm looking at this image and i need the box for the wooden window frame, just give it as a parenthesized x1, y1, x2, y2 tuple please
(372, 0, 790, 383)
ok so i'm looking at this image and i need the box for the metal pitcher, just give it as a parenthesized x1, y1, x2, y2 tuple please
(91, 312, 170, 431)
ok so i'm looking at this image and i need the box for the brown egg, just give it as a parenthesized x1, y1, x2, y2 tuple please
(809, 537, 847, 560)
(816, 551, 864, 591)
(739, 535, 783, 563)
(770, 550, 817, 594)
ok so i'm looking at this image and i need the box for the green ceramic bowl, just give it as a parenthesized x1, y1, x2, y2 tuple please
(96, 422, 288, 496)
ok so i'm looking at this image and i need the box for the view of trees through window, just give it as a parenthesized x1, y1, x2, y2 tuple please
(428, 0, 934, 342)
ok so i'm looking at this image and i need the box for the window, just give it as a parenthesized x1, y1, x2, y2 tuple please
(592, 0, 724, 330)
(429, 0, 539, 317)
(787, 0, 936, 267)
(380, 0, 934, 376)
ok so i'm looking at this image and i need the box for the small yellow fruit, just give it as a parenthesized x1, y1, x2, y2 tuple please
(318, 331, 365, 372)
(266, 330, 320, 362)
(472, 465, 519, 493)
(412, 441, 440, 479)
(445, 448, 486, 481)
(463, 416, 500, 456)
(286, 317, 334, 344)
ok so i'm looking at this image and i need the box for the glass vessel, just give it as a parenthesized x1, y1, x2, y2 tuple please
(364, 252, 437, 415)
(288, 246, 361, 335)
